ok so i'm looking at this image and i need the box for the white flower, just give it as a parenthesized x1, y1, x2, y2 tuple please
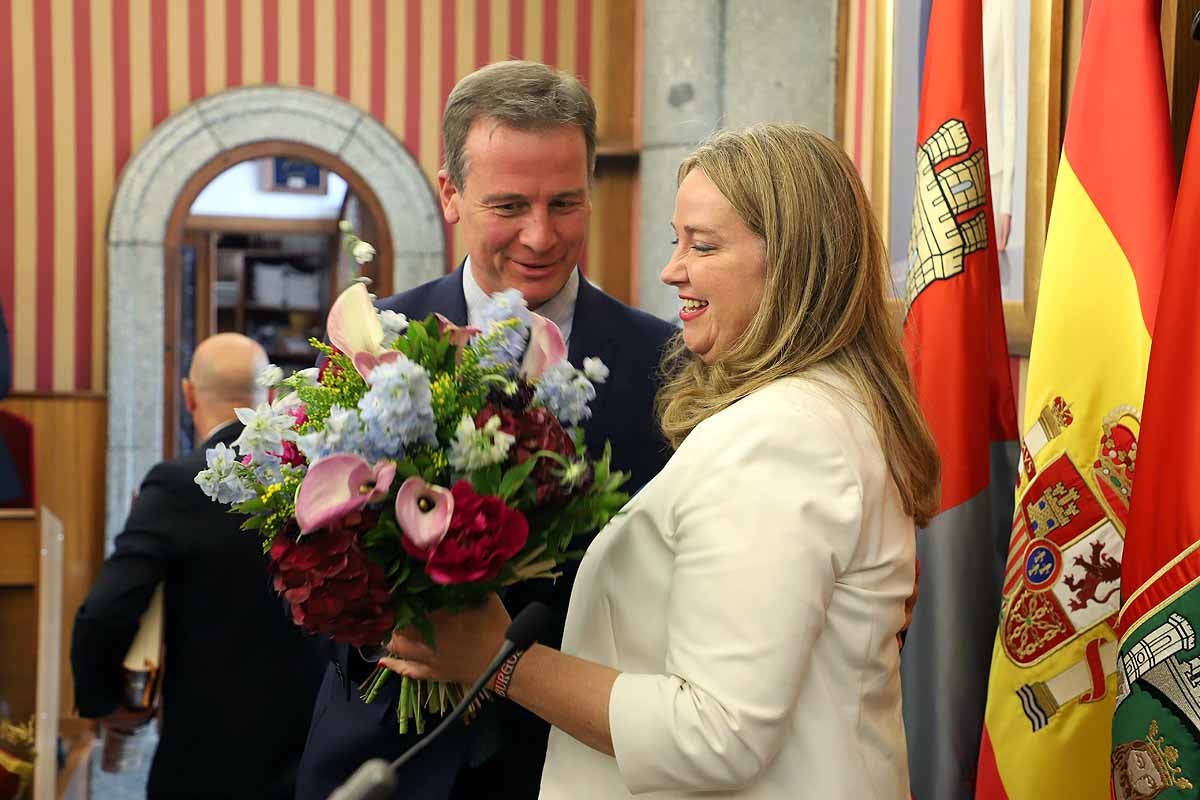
(257, 364, 284, 387)
(293, 367, 320, 387)
(233, 403, 298, 463)
(195, 443, 255, 504)
(271, 390, 304, 413)
(448, 414, 515, 473)
(352, 240, 377, 264)
(378, 309, 409, 341)
(582, 357, 609, 384)
(338, 219, 354, 233)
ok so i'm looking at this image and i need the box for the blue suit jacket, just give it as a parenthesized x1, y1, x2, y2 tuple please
(296, 269, 676, 800)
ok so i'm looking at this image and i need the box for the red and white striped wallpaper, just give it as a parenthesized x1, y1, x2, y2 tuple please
(0, 0, 604, 394)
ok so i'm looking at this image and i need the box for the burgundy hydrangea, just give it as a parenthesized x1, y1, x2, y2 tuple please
(402, 481, 529, 585)
(267, 520, 393, 647)
(475, 404, 585, 504)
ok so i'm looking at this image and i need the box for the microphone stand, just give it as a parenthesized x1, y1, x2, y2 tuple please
(328, 602, 550, 800)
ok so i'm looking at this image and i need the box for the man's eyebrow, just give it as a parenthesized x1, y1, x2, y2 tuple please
(480, 192, 528, 204)
(480, 189, 587, 204)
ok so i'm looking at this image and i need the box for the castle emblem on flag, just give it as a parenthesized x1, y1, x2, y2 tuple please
(1025, 482, 1082, 535)
(906, 118, 989, 307)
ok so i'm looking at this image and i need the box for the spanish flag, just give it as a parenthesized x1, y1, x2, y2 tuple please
(1109, 48, 1200, 797)
(975, 2, 1175, 798)
(900, 1, 1018, 797)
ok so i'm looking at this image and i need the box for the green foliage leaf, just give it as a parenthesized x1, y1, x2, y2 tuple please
(233, 498, 268, 514)
(469, 464, 503, 496)
(498, 458, 540, 501)
(240, 515, 266, 531)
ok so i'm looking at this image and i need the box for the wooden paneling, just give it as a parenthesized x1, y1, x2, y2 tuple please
(584, 0, 640, 305)
(0, 512, 36, 586)
(588, 163, 638, 304)
(0, 396, 106, 719)
(0, 587, 37, 721)
(591, 0, 640, 149)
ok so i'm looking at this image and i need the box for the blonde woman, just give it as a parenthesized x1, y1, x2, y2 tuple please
(382, 124, 940, 798)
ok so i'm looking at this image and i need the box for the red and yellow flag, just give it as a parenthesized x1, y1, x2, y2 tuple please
(1110, 48, 1200, 796)
(975, 2, 1175, 798)
(900, 1, 1018, 796)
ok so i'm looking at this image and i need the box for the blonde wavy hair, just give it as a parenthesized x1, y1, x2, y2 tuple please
(656, 124, 940, 527)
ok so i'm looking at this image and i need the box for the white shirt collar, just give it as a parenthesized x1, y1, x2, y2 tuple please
(203, 418, 238, 443)
(462, 257, 580, 344)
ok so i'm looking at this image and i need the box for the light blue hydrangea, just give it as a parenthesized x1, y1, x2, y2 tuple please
(247, 452, 284, 485)
(357, 359, 437, 460)
(195, 443, 255, 504)
(448, 413, 515, 473)
(232, 403, 298, 463)
(476, 289, 532, 368)
(296, 405, 367, 462)
(534, 363, 597, 426)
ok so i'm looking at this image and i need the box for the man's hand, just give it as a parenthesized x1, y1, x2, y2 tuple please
(898, 558, 921, 650)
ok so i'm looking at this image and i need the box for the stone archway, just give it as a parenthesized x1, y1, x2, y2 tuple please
(105, 86, 445, 543)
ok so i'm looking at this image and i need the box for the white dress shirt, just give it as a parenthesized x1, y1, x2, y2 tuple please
(462, 258, 580, 345)
(539, 368, 915, 799)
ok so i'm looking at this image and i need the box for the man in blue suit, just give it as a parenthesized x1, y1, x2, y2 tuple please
(296, 60, 676, 800)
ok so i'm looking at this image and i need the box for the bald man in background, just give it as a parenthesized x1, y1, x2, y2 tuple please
(72, 333, 324, 800)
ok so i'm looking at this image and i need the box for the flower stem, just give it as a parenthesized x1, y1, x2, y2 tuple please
(359, 664, 392, 704)
(414, 680, 425, 735)
(397, 676, 412, 735)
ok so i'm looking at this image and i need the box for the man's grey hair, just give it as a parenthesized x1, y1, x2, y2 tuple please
(442, 60, 597, 189)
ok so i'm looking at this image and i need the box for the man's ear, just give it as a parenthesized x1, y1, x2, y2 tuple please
(437, 170, 461, 225)
(181, 377, 197, 414)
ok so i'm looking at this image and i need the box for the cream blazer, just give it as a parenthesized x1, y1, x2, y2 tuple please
(539, 371, 915, 798)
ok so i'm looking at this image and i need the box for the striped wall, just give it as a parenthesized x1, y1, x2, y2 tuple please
(0, 0, 609, 395)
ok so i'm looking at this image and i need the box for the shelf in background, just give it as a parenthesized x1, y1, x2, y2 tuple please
(186, 214, 341, 235)
(244, 303, 322, 314)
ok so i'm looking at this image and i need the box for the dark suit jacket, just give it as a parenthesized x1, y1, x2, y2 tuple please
(0, 303, 21, 506)
(296, 269, 676, 800)
(71, 424, 325, 800)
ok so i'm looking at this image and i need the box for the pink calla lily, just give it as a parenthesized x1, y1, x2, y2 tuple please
(352, 350, 404, 383)
(521, 313, 567, 378)
(327, 283, 392, 380)
(295, 454, 397, 534)
(395, 476, 454, 553)
(434, 314, 482, 348)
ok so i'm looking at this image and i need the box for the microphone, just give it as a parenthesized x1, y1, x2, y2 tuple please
(328, 602, 551, 800)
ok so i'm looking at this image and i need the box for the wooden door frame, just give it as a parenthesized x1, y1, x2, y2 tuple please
(161, 140, 394, 458)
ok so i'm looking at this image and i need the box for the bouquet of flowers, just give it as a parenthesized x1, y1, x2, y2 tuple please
(195, 265, 627, 733)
